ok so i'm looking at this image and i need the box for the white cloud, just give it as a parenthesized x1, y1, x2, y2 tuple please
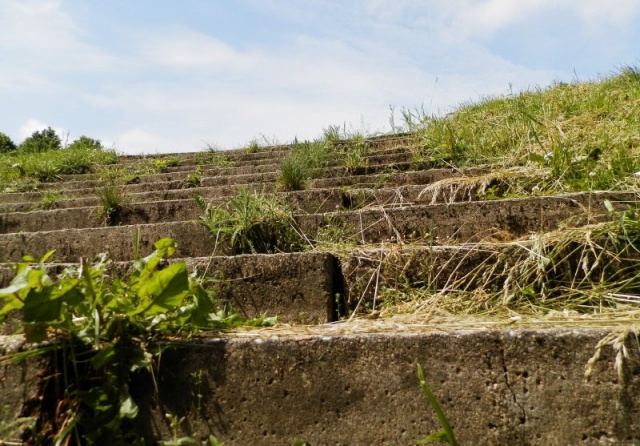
(0, 0, 114, 93)
(359, 0, 640, 40)
(1, 1, 636, 154)
(574, 0, 640, 24)
(114, 129, 179, 154)
(139, 28, 253, 71)
(19, 118, 68, 141)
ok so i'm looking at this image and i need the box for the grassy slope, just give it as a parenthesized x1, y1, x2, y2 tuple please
(410, 67, 640, 193)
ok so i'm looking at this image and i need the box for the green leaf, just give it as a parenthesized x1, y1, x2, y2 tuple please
(23, 290, 62, 323)
(24, 323, 48, 343)
(91, 343, 117, 370)
(0, 296, 24, 320)
(26, 268, 50, 288)
(119, 394, 139, 420)
(0, 271, 30, 296)
(417, 430, 449, 444)
(153, 238, 177, 257)
(417, 364, 458, 446)
(40, 249, 56, 264)
(132, 262, 189, 316)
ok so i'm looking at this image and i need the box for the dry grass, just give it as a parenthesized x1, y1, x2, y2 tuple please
(341, 204, 640, 320)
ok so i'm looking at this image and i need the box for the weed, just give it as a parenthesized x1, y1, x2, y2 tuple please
(416, 364, 458, 445)
(40, 191, 65, 210)
(195, 187, 306, 254)
(96, 185, 127, 225)
(244, 139, 260, 154)
(191, 370, 205, 421)
(313, 214, 359, 252)
(0, 404, 36, 445)
(182, 170, 202, 189)
(0, 142, 116, 191)
(406, 67, 640, 191)
(342, 137, 369, 173)
(159, 413, 196, 445)
(322, 125, 343, 145)
(208, 435, 224, 446)
(202, 143, 233, 166)
(278, 154, 309, 191)
(277, 138, 337, 190)
(0, 238, 272, 444)
(151, 157, 180, 173)
(124, 173, 141, 184)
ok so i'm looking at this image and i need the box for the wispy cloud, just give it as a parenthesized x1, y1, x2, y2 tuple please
(0, 0, 636, 153)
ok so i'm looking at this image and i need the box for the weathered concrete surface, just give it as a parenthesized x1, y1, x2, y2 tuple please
(0, 335, 42, 443)
(299, 192, 632, 245)
(0, 327, 628, 445)
(0, 188, 347, 233)
(3, 327, 635, 445)
(0, 192, 630, 261)
(0, 221, 215, 262)
(0, 251, 343, 328)
(0, 166, 475, 208)
(0, 199, 203, 233)
(147, 327, 640, 445)
(186, 253, 343, 323)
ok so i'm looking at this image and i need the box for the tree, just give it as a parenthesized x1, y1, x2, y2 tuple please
(18, 127, 61, 154)
(67, 135, 103, 151)
(0, 132, 17, 154)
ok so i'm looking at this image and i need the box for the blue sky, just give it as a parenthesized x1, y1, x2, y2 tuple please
(1, 0, 638, 154)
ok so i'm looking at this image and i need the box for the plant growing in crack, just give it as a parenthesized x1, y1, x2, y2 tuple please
(96, 185, 127, 225)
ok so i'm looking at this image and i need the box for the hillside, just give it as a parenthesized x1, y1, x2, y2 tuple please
(1, 68, 640, 445)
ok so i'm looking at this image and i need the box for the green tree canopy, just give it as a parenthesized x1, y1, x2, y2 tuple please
(18, 127, 62, 154)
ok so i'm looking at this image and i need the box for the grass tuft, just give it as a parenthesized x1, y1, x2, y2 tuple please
(196, 187, 307, 254)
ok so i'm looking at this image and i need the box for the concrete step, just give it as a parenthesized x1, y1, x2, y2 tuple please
(0, 187, 349, 233)
(60, 144, 414, 184)
(0, 251, 343, 325)
(0, 192, 628, 262)
(1, 177, 512, 233)
(0, 165, 472, 210)
(32, 151, 414, 194)
(297, 191, 627, 245)
(1, 325, 636, 444)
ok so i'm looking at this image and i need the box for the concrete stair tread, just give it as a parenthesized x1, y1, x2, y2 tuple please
(1, 325, 634, 444)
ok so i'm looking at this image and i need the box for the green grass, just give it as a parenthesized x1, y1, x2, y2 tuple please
(96, 185, 127, 225)
(409, 66, 640, 192)
(277, 139, 336, 190)
(195, 187, 307, 254)
(0, 144, 117, 192)
(182, 170, 202, 188)
(40, 190, 66, 210)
